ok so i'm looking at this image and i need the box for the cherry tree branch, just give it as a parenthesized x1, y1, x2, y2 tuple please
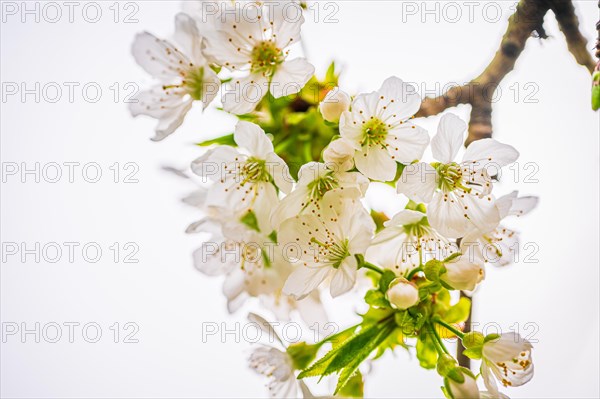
(415, 0, 595, 370)
(415, 0, 595, 146)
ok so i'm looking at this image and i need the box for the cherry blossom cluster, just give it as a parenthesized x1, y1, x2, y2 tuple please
(130, 2, 538, 398)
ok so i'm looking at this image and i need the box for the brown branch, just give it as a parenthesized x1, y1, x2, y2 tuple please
(550, 0, 596, 73)
(416, 0, 594, 146)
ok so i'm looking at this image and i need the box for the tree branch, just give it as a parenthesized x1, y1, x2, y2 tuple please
(416, 0, 594, 146)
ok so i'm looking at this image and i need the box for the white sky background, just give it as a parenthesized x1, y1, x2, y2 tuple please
(1, 1, 599, 398)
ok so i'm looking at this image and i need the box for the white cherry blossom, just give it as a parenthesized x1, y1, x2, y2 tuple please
(203, 0, 314, 114)
(130, 13, 219, 140)
(191, 121, 292, 232)
(481, 333, 534, 396)
(366, 209, 454, 275)
(339, 76, 430, 181)
(463, 191, 539, 266)
(270, 161, 368, 229)
(397, 113, 519, 238)
(280, 198, 374, 299)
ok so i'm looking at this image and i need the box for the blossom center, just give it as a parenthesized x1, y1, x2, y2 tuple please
(435, 162, 470, 193)
(250, 41, 283, 75)
(183, 66, 206, 101)
(241, 157, 270, 184)
(307, 172, 338, 200)
(362, 118, 388, 147)
(311, 237, 349, 268)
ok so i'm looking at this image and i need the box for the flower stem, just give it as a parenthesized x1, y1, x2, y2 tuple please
(429, 322, 450, 355)
(434, 318, 465, 340)
(406, 266, 423, 280)
(360, 260, 384, 275)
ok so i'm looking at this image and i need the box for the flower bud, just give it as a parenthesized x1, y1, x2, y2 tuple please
(386, 278, 419, 309)
(441, 255, 485, 291)
(323, 138, 355, 172)
(445, 367, 480, 399)
(319, 88, 351, 122)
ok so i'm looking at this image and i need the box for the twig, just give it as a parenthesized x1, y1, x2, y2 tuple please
(416, 0, 594, 146)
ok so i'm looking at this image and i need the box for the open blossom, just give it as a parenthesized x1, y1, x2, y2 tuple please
(270, 161, 368, 228)
(280, 199, 375, 299)
(481, 333, 534, 396)
(319, 87, 351, 122)
(397, 113, 519, 238)
(366, 209, 454, 275)
(339, 76, 430, 182)
(191, 121, 292, 231)
(130, 13, 220, 140)
(247, 313, 299, 398)
(463, 191, 539, 266)
(203, 0, 314, 114)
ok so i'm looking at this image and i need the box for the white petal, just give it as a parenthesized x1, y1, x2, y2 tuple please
(266, 152, 294, 194)
(129, 86, 193, 141)
(339, 111, 366, 150)
(386, 123, 430, 164)
(377, 76, 422, 119)
(495, 191, 518, 219)
(330, 256, 357, 297)
(222, 73, 269, 115)
(173, 12, 206, 64)
(481, 363, 500, 397)
(431, 113, 466, 163)
(270, 58, 315, 98)
(270, 1, 304, 48)
(247, 312, 284, 346)
(384, 209, 426, 227)
(354, 146, 396, 182)
(463, 138, 520, 168)
(509, 195, 539, 217)
(396, 162, 437, 203)
(282, 265, 330, 300)
(270, 186, 309, 229)
(234, 121, 274, 157)
(428, 192, 500, 238)
(131, 32, 191, 79)
(190, 146, 239, 181)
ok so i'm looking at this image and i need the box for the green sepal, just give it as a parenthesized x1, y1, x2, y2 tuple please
(424, 259, 446, 282)
(365, 289, 389, 308)
(462, 331, 484, 348)
(379, 270, 397, 292)
(240, 210, 260, 232)
(196, 133, 235, 147)
(462, 347, 483, 360)
(436, 354, 458, 377)
(484, 333, 501, 343)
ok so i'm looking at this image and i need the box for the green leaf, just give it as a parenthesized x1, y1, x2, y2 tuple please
(365, 289, 389, 308)
(334, 322, 396, 394)
(379, 270, 397, 292)
(443, 297, 471, 324)
(286, 342, 320, 370)
(416, 332, 439, 369)
(298, 323, 381, 379)
(196, 133, 235, 147)
(337, 369, 364, 398)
